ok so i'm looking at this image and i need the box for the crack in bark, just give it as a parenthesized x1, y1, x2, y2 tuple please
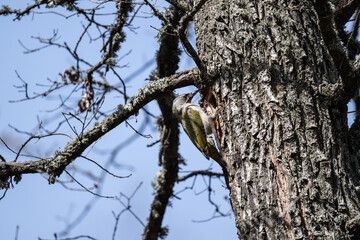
(267, 143, 295, 240)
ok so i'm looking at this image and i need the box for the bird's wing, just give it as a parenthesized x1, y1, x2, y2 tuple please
(181, 104, 209, 159)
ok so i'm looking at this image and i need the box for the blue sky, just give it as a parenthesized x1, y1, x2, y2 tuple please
(0, 1, 237, 240)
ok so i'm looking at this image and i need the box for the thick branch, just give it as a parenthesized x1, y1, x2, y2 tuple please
(0, 68, 199, 184)
(143, 6, 182, 240)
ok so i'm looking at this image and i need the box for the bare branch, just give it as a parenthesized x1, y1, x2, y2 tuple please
(56, 127, 145, 236)
(125, 120, 152, 138)
(80, 155, 131, 179)
(56, 117, 150, 234)
(113, 182, 146, 236)
(14, 133, 74, 162)
(0, 68, 198, 184)
(143, 0, 166, 22)
(144, 0, 208, 80)
(143, 6, 182, 240)
(0, 188, 8, 200)
(38, 235, 98, 240)
(177, 0, 208, 77)
(174, 168, 230, 222)
(0, 0, 47, 20)
(111, 208, 128, 240)
(64, 170, 114, 198)
(177, 170, 223, 182)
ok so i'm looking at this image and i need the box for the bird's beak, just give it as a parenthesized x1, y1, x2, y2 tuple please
(186, 90, 199, 103)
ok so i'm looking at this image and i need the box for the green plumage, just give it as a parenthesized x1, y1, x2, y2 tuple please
(172, 94, 222, 163)
(181, 105, 208, 156)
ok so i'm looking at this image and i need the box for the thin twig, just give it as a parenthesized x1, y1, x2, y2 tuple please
(125, 120, 152, 138)
(14, 133, 74, 162)
(64, 170, 114, 199)
(0, 188, 9, 200)
(80, 155, 131, 178)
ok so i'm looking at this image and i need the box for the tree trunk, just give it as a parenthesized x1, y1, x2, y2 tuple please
(194, 0, 360, 239)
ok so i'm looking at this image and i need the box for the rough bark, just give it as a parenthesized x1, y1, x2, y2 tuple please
(194, 0, 360, 239)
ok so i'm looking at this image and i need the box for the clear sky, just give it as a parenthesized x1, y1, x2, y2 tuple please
(0, 1, 237, 240)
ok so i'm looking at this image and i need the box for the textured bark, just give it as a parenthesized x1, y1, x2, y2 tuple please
(194, 0, 360, 239)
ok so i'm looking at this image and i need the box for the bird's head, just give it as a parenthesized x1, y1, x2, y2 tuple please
(172, 90, 199, 116)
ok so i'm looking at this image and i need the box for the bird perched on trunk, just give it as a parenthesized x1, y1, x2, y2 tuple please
(172, 91, 222, 164)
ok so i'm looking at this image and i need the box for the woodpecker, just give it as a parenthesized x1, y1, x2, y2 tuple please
(172, 91, 222, 164)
